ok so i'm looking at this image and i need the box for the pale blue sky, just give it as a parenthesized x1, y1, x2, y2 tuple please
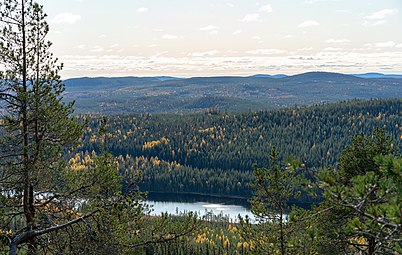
(37, 0, 402, 78)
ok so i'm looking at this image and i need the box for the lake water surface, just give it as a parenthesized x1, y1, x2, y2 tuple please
(146, 200, 255, 222)
(145, 193, 255, 222)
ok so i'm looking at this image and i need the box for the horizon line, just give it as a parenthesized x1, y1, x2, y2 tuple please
(61, 71, 402, 80)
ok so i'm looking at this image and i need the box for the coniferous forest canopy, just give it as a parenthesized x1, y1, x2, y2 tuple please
(1, 0, 401, 255)
(76, 99, 402, 199)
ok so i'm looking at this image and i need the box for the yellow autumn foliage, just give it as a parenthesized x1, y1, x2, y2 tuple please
(142, 137, 169, 150)
(198, 127, 214, 133)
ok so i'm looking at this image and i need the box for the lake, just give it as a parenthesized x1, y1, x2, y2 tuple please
(145, 193, 255, 223)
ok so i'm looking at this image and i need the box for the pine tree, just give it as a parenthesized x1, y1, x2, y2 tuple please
(0, 0, 79, 253)
(319, 130, 401, 254)
(0, 1, 113, 254)
(240, 148, 306, 255)
(0, 3, 198, 254)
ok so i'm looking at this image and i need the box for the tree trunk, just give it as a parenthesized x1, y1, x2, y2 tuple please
(8, 243, 17, 255)
(280, 206, 285, 255)
(145, 244, 154, 255)
(368, 237, 376, 255)
(21, 0, 37, 254)
(9, 243, 17, 255)
(27, 185, 37, 255)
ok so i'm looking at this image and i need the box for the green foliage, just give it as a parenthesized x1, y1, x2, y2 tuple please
(339, 128, 394, 181)
(1, 2, 193, 254)
(251, 148, 303, 221)
(0, 0, 88, 253)
(239, 148, 309, 255)
(78, 99, 402, 199)
(124, 212, 199, 255)
(319, 131, 402, 254)
(139, 220, 251, 255)
(236, 129, 401, 255)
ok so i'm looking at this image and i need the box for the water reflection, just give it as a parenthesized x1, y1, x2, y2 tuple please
(146, 194, 254, 222)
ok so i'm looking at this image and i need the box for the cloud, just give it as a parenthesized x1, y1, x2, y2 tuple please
(233, 30, 242, 35)
(251, 36, 264, 44)
(90, 46, 104, 53)
(297, 47, 313, 51)
(374, 41, 396, 48)
(240, 13, 261, 22)
(284, 34, 294, 39)
(151, 51, 169, 58)
(226, 49, 238, 54)
(304, 0, 340, 4)
(52, 13, 81, 24)
(325, 38, 350, 44)
(259, 4, 273, 13)
(365, 41, 396, 48)
(200, 25, 219, 31)
(137, 7, 148, 13)
(396, 44, 402, 48)
(336, 10, 350, 13)
(298, 20, 320, 27)
(246, 49, 287, 55)
(372, 20, 387, 26)
(363, 9, 398, 26)
(362, 19, 387, 27)
(59, 50, 402, 78)
(188, 50, 219, 57)
(200, 25, 219, 35)
(365, 9, 398, 20)
(162, 34, 178, 40)
(323, 47, 342, 51)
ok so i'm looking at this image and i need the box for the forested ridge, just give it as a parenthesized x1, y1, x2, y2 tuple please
(63, 73, 402, 115)
(74, 98, 402, 198)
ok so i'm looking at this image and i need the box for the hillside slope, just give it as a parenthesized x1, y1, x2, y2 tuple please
(64, 72, 402, 114)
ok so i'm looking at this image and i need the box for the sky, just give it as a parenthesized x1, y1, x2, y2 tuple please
(36, 0, 402, 78)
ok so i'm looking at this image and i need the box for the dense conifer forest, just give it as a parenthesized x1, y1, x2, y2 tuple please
(74, 98, 402, 198)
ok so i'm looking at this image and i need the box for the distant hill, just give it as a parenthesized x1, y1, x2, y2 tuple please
(353, 73, 402, 79)
(63, 72, 402, 114)
(151, 76, 183, 81)
(251, 74, 288, 78)
(64, 77, 161, 88)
